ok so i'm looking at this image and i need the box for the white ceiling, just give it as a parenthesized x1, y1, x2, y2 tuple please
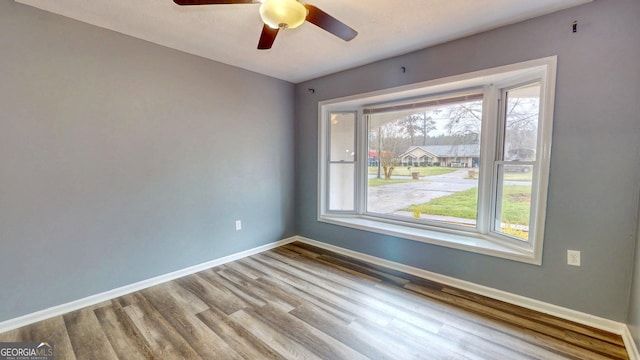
(16, 0, 590, 83)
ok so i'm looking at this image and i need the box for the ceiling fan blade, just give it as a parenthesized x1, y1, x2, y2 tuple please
(304, 4, 357, 42)
(173, 0, 256, 5)
(258, 24, 279, 50)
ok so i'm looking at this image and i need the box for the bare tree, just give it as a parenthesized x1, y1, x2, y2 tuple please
(400, 111, 437, 145)
(416, 112, 436, 145)
(445, 101, 483, 141)
(376, 122, 405, 179)
(399, 116, 418, 145)
(444, 98, 538, 153)
(504, 97, 539, 158)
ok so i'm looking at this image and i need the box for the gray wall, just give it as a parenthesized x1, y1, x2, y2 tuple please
(2, 0, 638, 330)
(295, 0, 640, 321)
(0, 0, 295, 322)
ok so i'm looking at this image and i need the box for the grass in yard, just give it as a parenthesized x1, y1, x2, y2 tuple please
(499, 186, 532, 225)
(368, 166, 457, 177)
(500, 225, 529, 240)
(368, 178, 424, 187)
(464, 171, 533, 181)
(404, 185, 531, 225)
(405, 187, 479, 220)
(504, 172, 533, 181)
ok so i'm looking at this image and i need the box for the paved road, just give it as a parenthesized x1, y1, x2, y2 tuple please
(367, 169, 477, 214)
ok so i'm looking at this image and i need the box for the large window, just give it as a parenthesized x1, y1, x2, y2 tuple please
(318, 57, 556, 264)
(366, 92, 484, 229)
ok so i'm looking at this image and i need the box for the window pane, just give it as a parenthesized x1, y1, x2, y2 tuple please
(366, 97, 482, 228)
(330, 112, 355, 162)
(494, 163, 533, 241)
(329, 163, 355, 211)
(503, 83, 540, 162)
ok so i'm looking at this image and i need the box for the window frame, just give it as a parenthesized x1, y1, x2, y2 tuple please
(362, 89, 486, 233)
(326, 111, 358, 212)
(317, 57, 556, 265)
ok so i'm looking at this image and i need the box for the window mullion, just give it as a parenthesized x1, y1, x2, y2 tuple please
(476, 85, 498, 234)
(357, 111, 368, 214)
(491, 88, 508, 235)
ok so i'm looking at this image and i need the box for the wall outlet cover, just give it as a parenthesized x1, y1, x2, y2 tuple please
(567, 250, 581, 266)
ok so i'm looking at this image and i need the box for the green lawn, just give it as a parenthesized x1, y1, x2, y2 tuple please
(504, 172, 533, 181)
(368, 178, 423, 187)
(405, 187, 479, 220)
(404, 185, 531, 226)
(498, 186, 532, 225)
(464, 171, 533, 181)
(368, 166, 457, 177)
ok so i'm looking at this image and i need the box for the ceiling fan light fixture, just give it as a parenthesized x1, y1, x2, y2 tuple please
(259, 0, 307, 30)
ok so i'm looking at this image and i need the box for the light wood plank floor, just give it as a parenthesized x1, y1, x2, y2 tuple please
(0, 242, 629, 359)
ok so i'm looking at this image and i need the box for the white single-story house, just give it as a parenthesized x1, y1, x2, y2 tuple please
(398, 144, 480, 168)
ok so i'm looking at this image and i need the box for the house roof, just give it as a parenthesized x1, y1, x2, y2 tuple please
(399, 144, 480, 159)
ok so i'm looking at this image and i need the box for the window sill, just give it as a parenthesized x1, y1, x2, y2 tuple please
(319, 215, 541, 265)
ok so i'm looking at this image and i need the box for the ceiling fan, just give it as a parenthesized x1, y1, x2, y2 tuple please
(173, 0, 358, 50)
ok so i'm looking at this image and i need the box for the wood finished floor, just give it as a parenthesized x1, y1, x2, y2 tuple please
(0, 242, 629, 359)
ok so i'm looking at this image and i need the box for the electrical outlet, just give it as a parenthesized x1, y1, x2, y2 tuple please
(567, 250, 580, 266)
(235, 220, 242, 231)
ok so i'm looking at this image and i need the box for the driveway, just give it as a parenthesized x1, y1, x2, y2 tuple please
(367, 169, 478, 214)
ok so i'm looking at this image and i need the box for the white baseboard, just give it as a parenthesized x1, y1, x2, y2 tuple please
(0, 237, 297, 333)
(293, 236, 640, 360)
(622, 326, 640, 360)
(2, 234, 638, 360)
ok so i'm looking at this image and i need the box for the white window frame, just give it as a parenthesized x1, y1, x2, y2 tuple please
(318, 57, 556, 265)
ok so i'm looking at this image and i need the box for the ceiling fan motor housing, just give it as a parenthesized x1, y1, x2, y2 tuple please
(259, 0, 307, 29)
